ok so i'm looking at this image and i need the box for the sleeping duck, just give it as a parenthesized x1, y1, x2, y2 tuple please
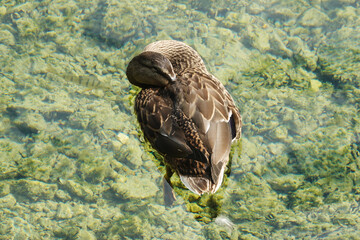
(126, 40, 242, 200)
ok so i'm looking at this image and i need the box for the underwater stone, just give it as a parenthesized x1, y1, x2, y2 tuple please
(247, 3, 265, 15)
(0, 139, 24, 180)
(335, 6, 358, 23)
(268, 143, 285, 156)
(13, 111, 48, 135)
(0, 6, 6, 16)
(269, 126, 288, 140)
(317, 26, 360, 86)
(0, 30, 15, 46)
(268, 174, 305, 192)
(13, 16, 40, 38)
(243, 138, 259, 159)
(30, 57, 49, 74)
(251, 161, 266, 177)
(93, 206, 124, 223)
(245, 25, 270, 52)
(286, 111, 318, 136)
(111, 175, 158, 199)
(55, 189, 72, 201)
(222, 11, 241, 29)
(12, 180, 57, 201)
(56, 203, 73, 219)
(82, 160, 110, 184)
(116, 136, 143, 168)
(299, 8, 330, 27)
(68, 111, 92, 129)
(147, 203, 166, 216)
(108, 215, 150, 239)
(50, 153, 77, 180)
(287, 36, 318, 71)
(8, 2, 34, 15)
(269, 32, 293, 57)
(204, 222, 234, 240)
(94, 0, 169, 47)
(29, 142, 56, 159)
(193, 39, 212, 61)
(0, 194, 16, 208)
(267, 7, 297, 20)
(316, 177, 353, 203)
(59, 179, 96, 202)
(0, 182, 10, 197)
(76, 229, 97, 240)
(111, 140, 122, 152)
(29, 202, 47, 212)
(292, 185, 324, 210)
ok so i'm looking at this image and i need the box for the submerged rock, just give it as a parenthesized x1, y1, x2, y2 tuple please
(0, 182, 10, 197)
(76, 229, 97, 240)
(0, 30, 15, 46)
(56, 203, 73, 219)
(12, 180, 58, 201)
(317, 26, 360, 87)
(84, 0, 169, 47)
(58, 179, 96, 202)
(0, 194, 16, 208)
(111, 175, 158, 199)
(299, 8, 330, 27)
(267, 174, 305, 192)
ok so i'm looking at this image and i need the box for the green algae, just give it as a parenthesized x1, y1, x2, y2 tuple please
(317, 27, 360, 87)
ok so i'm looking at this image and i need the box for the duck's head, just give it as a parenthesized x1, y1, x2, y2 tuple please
(126, 51, 176, 88)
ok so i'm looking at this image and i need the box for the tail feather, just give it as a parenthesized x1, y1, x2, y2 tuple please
(180, 164, 226, 195)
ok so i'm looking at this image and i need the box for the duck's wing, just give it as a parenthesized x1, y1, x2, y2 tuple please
(176, 72, 242, 193)
(135, 88, 193, 158)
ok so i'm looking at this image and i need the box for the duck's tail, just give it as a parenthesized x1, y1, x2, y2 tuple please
(179, 164, 226, 195)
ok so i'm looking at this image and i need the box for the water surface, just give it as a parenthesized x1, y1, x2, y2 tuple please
(0, 0, 360, 239)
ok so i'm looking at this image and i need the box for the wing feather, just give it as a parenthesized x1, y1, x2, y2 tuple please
(175, 72, 239, 190)
(135, 88, 192, 157)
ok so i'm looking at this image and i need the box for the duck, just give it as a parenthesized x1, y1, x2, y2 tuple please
(126, 40, 242, 200)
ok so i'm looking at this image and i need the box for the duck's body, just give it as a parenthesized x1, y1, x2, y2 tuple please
(126, 40, 241, 196)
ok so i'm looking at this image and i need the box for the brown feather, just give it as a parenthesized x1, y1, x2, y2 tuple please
(128, 40, 242, 195)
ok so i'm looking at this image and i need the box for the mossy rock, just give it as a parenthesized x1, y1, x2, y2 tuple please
(11, 179, 58, 201)
(317, 26, 360, 88)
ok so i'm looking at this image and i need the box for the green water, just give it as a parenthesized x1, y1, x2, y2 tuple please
(0, 0, 360, 239)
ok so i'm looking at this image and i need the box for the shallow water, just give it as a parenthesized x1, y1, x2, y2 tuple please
(1, 0, 360, 239)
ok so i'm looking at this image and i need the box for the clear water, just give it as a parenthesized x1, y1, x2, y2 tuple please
(0, 0, 360, 239)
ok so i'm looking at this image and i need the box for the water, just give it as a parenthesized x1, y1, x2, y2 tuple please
(0, 0, 359, 239)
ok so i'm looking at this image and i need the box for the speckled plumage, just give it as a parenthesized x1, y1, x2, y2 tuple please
(126, 40, 242, 196)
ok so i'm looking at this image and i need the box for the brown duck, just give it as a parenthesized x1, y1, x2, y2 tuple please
(126, 40, 242, 198)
